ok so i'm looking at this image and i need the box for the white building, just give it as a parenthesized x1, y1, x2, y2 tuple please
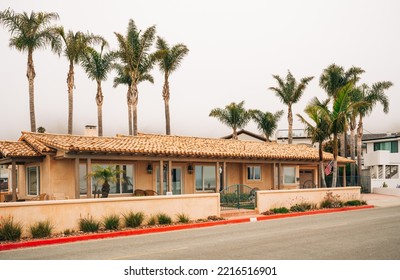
(362, 132, 400, 189)
(275, 129, 318, 148)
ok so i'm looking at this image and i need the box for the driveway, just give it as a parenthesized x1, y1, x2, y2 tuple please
(361, 193, 400, 207)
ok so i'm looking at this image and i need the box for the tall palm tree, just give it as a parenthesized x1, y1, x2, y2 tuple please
(0, 8, 60, 132)
(269, 71, 314, 144)
(56, 27, 104, 134)
(249, 109, 284, 142)
(113, 19, 156, 136)
(155, 37, 189, 135)
(319, 64, 365, 157)
(80, 42, 114, 136)
(297, 98, 330, 188)
(355, 81, 392, 181)
(316, 84, 359, 187)
(209, 101, 251, 140)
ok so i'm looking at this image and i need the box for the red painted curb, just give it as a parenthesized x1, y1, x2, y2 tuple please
(0, 205, 374, 252)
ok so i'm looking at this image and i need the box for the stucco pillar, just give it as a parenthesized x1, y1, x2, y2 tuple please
(273, 163, 276, 190)
(159, 160, 163, 195)
(216, 162, 220, 192)
(86, 158, 92, 198)
(278, 163, 282, 190)
(222, 161, 227, 190)
(11, 159, 17, 202)
(74, 158, 80, 199)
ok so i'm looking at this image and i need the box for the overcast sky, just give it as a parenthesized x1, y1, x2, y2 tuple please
(0, 0, 399, 141)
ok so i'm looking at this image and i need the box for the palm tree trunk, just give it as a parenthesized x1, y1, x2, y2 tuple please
(163, 76, 171, 135)
(339, 133, 345, 157)
(131, 82, 139, 136)
(357, 115, 364, 185)
(126, 89, 133, 135)
(319, 144, 327, 188)
(233, 127, 238, 140)
(27, 50, 36, 132)
(332, 134, 338, 188)
(67, 62, 74, 134)
(350, 124, 356, 185)
(96, 80, 104, 136)
(287, 105, 293, 144)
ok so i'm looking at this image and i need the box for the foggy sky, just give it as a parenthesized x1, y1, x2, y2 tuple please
(0, 0, 399, 140)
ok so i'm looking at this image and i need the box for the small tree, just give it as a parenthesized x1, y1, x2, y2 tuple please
(89, 165, 122, 198)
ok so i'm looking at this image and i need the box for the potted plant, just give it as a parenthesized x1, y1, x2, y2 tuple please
(90, 165, 122, 198)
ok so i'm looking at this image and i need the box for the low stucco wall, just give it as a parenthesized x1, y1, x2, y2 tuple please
(0, 194, 220, 237)
(372, 187, 400, 196)
(256, 187, 361, 213)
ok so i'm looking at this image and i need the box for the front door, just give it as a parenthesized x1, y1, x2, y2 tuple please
(171, 167, 182, 195)
(156, 167, 182, 195)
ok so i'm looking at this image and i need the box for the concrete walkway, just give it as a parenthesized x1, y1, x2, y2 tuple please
(361, 193, 400, 207)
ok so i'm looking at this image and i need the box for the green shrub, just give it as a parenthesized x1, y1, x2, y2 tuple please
(147, 215, 157, 226)
(344, 200, 367, 206)
(176, 213, 190, 223)
(63, 229, 75, 236)
(0, 216, 22, 241)
(157, 213, 172, 225)
(271, 207, 290, 214)
(290, 202, 316, 212)
(30, 220, 53, 238)
(123, 211, 145, 228)
(320, 192, 344, 208)
(79, 215, 100, 232)
(103, 214, 120, 230)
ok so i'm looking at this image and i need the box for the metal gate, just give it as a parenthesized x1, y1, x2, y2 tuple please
(220, 184, 257, 210)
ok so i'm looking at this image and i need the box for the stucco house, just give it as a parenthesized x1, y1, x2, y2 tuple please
(0, 131, 352, 202)
(362, 132, 400, 189)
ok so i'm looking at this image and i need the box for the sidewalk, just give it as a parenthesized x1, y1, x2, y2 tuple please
(361, 193, 400, 207)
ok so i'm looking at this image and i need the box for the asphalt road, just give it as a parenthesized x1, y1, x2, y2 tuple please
(1, 206, 399, 260)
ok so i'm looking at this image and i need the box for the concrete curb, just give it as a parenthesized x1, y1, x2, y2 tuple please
(0, 205, 374, 252)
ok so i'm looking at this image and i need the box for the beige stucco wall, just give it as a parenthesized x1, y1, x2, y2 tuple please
(0, 193, 220, 237)
(256, 187, 361, 213)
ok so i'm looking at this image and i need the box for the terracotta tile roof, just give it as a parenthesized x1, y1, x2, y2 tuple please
(0, 141, 41, 157)
(17, 132, 352, 163)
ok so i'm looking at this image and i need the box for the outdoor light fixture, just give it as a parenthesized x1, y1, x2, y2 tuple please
(187, 164, 193, 174)
(147, 164, 153, 174)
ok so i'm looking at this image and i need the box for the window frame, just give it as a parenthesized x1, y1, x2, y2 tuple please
(247, 165, 261, 181)
(26, 165, 40, 196)
(195, 165, 216, 192)
(89, 163, 135, 195)
(283, 166, 297, 185)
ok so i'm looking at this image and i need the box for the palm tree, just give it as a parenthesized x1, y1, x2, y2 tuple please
(209, 101, 251, 140)
(89, 165, 123, 198)
(113, 19, 156, 135)
(297, 98, 330, 188)
(80, 42, 114, 136)
(249, 109, 284, 142)
(55, 27, 104, 134)
(355, 81, 392, 181)
(319, 64, 365, 157)
(155, 37, 189, 135)
(0, 8, 60, 132)
(269, 71, 314, 144)
(316, 84, 358, 187)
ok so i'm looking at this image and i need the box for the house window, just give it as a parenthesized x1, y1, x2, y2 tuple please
(79, 164, 87, 195)
(26, 166, 40, 196)
(195, 165, 216, 191)
(374, 141, 398, 153)
(247, 166, 261, 180)
(283, 166, 296, 185)
(385, 165, 399, 179)
(91, 164, 134, 194)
